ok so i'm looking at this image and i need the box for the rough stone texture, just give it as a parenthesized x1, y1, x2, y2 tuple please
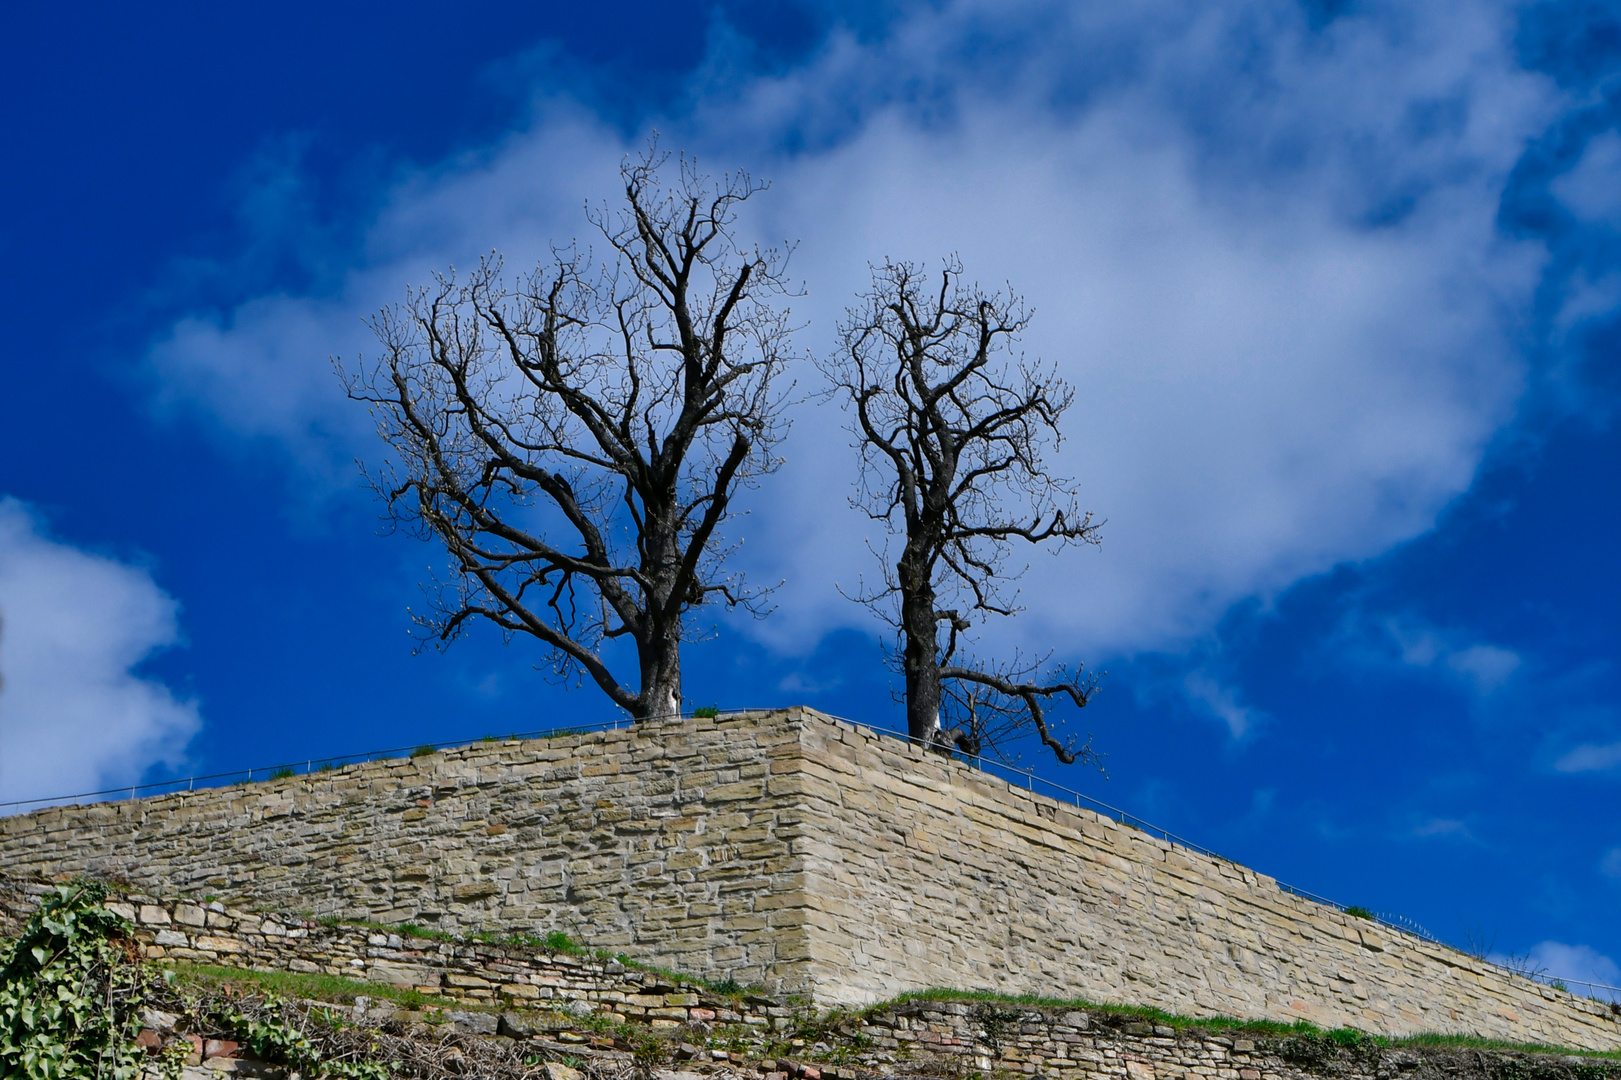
(2, 709, 1617, 1050)
(0, 881, 797, 1028)
(859, 1001, 1621, 1080)
(790, 717, 1620, 1048)
(0, 711, 813, 992)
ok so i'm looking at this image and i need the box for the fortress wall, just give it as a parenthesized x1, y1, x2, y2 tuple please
(0, 711, 815, 993)
(789, 716, 1619, 1048)
(0, 881, 798, 1026)
(2, 708, 1617, 1050)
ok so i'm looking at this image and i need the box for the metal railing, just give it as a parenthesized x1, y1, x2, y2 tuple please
(4, 704, 1618, 1004)
(806, 710, 1621, 1004)
(0, 716, 641, 812)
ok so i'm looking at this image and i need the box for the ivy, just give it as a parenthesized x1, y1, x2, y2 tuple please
(0, 882, 142, 1080)
(0, 884, 393, 1080)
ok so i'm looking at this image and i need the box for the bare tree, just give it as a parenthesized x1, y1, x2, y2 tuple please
(821, 258, 1102, 764)
(338, 150, 795, 721)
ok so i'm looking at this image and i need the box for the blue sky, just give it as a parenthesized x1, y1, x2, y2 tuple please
(1, 0, 1618, 994)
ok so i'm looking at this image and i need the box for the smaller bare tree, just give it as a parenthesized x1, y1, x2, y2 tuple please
(338, 150, 795, 721)
(822, 258, 1103, 764)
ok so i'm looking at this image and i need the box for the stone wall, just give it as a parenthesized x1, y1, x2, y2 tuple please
(857, 1000, 1621, 1080)
(11, 880, 1619, 1080)
(2, 709, 1618, 1051)
(0, 711, 814, 993)
(789, 718, 1620, 1048)
(0, 878, 798, 1029)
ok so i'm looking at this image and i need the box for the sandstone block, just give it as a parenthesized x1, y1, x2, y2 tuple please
(194, 935, 245, 954)
(444, 973, 492, 989)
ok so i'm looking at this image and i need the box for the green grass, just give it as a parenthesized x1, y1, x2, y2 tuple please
(876, 989, 1621, 1061)
(592, 949, 763, 997)
(1391, 1033, 1621, 1060)
(168, 962, 443, 1010)
(316, 915, 458, 943)
(410, 745, 436, 758)
(545, 930, 582, 953)
(314, 916, 604, 956)
(1343, 906, 1374, 920)
(879, 988, 1313, 1035)
(398, 922, 457, 942)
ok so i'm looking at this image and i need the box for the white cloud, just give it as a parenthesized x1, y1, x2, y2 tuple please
(1443, 644, 1523, 690)
(1182, 671, 1261, 738)
(1553, 131, 1621, 225)
(0, 499, 200, 807)
(1601, 848, 1621, 880)
(1556, 269, 1621, 333)
(1554, 742, 1621, 773)
(1412, 817, 1476, 842)
(1524, 941, 1621, 995)
(145, 0, 1564, 665)
(1359, 615, 1523, 696)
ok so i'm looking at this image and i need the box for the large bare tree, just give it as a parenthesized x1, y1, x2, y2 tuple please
(822, 259, 1103, 764)
(339, 151, 794, 721)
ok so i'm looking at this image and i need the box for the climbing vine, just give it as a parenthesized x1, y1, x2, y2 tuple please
(0, 882, 143, 1080)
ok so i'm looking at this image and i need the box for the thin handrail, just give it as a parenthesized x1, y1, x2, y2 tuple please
(0, 716, 648, 811)
(816, 713, 1621, 1001)
(2, 705, 1615, 1002)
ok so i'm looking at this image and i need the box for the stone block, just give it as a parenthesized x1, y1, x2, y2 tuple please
(194, 935, 246, 954)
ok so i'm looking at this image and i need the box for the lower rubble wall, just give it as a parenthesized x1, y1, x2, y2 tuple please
(1, 879, 798, 1027)
(9, 880, 1619, 1080)
(863, 1000, 1621, 1080)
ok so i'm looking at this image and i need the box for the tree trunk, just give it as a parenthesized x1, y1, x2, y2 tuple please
(898, 546, 941, 744)
(637, 640, 682, 720)
(635, 501, 684, 721)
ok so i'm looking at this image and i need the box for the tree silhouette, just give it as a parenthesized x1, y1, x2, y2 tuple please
(340, 150, 795, 720)
(822, 258, 1102, 763)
